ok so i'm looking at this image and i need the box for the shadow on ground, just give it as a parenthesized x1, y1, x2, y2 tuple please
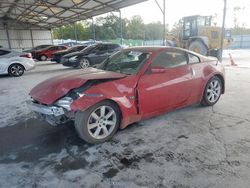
(0, 119, 90, 163)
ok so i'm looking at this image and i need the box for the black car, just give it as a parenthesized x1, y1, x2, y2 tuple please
(51, 45, 88, 63)
(61, 43, 122, 69)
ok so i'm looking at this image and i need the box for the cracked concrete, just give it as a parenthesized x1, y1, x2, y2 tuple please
(0, 61, 250, 187)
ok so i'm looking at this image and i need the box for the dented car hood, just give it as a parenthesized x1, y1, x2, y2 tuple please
(30, 68, 126, 105)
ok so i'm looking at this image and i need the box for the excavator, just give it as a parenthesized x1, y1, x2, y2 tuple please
(166, 15, 232, 59)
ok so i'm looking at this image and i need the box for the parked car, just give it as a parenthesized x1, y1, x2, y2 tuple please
(61, 43, 121, 69)
(34, 45, 68, 61)
(23, 44, 53, 53)
(51, 45, 88, 63)
(0, 48, 35, 77)
(27, 47, 225, 144)
(23, 44, 53, 58)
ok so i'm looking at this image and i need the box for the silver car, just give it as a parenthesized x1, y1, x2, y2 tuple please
(0, 48, 35, 77)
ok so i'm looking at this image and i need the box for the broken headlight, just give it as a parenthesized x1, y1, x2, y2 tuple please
(55, 97, 73, 111)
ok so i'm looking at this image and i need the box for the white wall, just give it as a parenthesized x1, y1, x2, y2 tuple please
(0, 29, 53, 51)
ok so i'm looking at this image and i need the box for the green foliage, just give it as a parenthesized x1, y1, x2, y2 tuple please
(127, 15, 145, 39)
(53, 21, 92, 40)
(231, 27, 250, 35)
(145, 21, 168, 40)
(52, 14, 169, 41)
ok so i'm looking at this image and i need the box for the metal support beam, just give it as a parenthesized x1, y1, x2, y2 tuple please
(119, 10, 123, 45)
(6, 28, 11, 49)
(60, 26, 64, 44)
(155, 0, 166, 46)
(92, 18, 96, 42)
(30, 29, 34, 48)
(50, 29, 54, 45)
(220, 0, 227, 61)
(74, 23, 78, 43)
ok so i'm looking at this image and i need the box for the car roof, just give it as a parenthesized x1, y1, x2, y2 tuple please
(0, 48, 11, 52)
(122, 46, 179, 52)
(123, 46, 203, 56)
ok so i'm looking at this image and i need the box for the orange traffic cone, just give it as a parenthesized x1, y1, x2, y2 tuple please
(229, 53, 237, 66)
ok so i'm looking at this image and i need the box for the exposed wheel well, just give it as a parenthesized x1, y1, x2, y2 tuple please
(103, 99, 122, 118)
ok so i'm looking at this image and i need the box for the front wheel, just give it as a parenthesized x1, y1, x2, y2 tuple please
(201, 76, 222, 106)
(74, 101, 121, 144)
(79, 58, 90, 69)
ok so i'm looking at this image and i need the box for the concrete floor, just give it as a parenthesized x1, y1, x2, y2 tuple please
(0, 61, 250, 188)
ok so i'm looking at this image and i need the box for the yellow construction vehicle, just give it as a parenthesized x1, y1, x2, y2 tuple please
(166, 15, 232, 59)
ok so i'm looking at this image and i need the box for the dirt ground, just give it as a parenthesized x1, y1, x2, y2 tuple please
(0, 53, 250, 188)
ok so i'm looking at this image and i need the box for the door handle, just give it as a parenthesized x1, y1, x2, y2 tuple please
(191, 67, 196, 78)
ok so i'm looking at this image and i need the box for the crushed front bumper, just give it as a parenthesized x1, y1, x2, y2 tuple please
(26, 101, 65, 116)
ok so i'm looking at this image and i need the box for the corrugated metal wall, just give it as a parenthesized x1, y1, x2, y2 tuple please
(0, 29, 53, 51)
(228, 35, 250, 49)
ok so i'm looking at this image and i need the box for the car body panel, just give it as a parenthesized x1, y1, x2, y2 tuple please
(29, 47, 225, 129)
(34, 45, 68, 60)
(29, 68, 126, 105)
(0, 48, 35, 75)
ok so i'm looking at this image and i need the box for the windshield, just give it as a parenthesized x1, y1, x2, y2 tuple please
(101, 50, 150, 75)
(80, 44, 97, 53)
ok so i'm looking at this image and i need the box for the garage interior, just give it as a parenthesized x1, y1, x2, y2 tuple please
(0, 0, 250, 188)
(0, 0, 147, 50)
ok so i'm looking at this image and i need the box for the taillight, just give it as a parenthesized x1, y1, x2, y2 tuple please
(20, 53, 32, 58)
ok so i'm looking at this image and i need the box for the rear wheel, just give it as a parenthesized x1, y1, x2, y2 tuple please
(79, 58, 90, 69)
(201, 76, 222, 106)
(188, 40, 208, 56)
(74, 101, 120, 144)
(8, 64, 25, 77)
(40, 55, 47, 61)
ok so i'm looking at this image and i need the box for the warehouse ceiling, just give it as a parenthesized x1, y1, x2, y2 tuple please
(0, 0, 147, 29)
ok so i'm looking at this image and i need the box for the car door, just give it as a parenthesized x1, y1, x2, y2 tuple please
(0, 50, 11, 74)
(137, 49, 194, 116)
(89, 44, 109, 64)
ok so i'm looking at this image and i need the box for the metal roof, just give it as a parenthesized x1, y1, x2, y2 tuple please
(0, 0, 147, 29)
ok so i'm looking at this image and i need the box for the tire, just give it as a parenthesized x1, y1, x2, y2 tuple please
(201, 76, 222, 106)
(8, 64, 25, 77)
(74, 101, 121, 144)
(79, 58, 90, 69)
(188, 40, 208, 56)
(40, 55, 47, 61)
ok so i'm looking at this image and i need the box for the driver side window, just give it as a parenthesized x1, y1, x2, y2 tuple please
(151, 51, 187, 68)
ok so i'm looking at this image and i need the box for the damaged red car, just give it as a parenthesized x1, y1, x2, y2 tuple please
(27, 47, 225, 144)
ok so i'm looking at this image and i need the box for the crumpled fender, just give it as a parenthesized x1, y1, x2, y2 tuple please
(70, 76, 141, 128)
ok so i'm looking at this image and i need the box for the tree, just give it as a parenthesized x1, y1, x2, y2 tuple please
(52, 21, 92, 40)
(144, 21, 168, 40)
(94, 14, 128, 40)
(127, 15, 145, 39)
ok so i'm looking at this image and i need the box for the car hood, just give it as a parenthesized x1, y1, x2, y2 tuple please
(29, 68, 126, 105)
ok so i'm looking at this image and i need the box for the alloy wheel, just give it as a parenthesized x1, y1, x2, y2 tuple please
(87, 105, 117, 140)
(10, 65, 24, 76)
(80, 58, 90, 69)
(206, 79, 221, 103)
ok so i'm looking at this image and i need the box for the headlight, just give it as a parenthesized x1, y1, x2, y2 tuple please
(69, 56, 78, 62)
(55, 97, 73, 111)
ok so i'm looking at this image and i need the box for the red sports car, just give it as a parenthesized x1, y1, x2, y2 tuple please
(34, 45, 68, 61)
(27, 47, 225, 144)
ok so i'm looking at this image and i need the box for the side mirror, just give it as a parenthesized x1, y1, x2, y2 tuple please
(151, 66, 166, 74)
